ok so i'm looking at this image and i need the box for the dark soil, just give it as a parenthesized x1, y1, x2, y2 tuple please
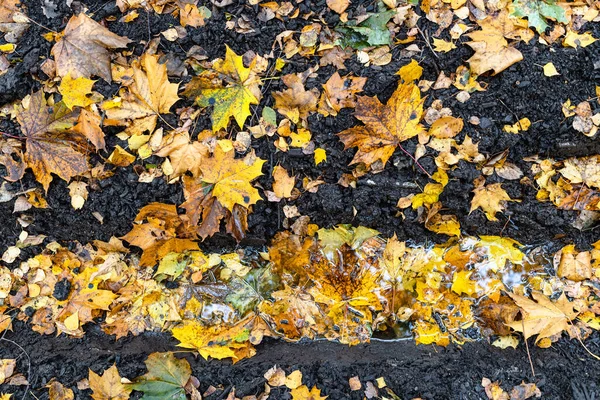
(2, 321, 600, 399)
(1, 0, 600, 398)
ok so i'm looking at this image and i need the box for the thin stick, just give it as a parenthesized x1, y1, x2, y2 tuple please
(417, 28, 439, 59)
(397, 143, 432, 178)
(522, 319, 536, 377)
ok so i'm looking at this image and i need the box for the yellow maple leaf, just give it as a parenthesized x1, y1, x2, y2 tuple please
(183, 45, 260, 131)
(470, 177, 514, 221)
(199, 146, 265, 212)
(105, 53, 180, 136)
(290, 385, 328, 400)
(433, 38, 456, 53)
(506, 291, 579, 343)
(58, 72, 96, 110)
(451, 270, 478, 296)
(172, 316, 256, 361)
(89, 365, 131, 400)
(338, 80, 425, 168)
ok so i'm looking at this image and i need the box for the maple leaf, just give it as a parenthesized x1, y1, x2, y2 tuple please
(470, 176, 514, 221)
(58, 73, 96, 110)
(16, 91, 88, 191)
(465, 12, 530, 75)
(89, 364, 131, 400)
(195, 145, 264, 212)
(451, 270, 479, 296)
(559, 156, 600, 189)
(317, 72, 366, 117)
(183, 45, 261, 131)
(181, 146, 264, 241)
(155, 130, 207, 178)
(105, 53, 180, 136)
(51, 13, 131, 82)
(130, 352, 191, 400)
(290, 385, 328, 400)
(259, 285, 326, 339)
(71, 108, 106, 152)
(338, 80, 425, 168)
(121, 203, 199, 266)
(273, 74, 319, 124)
(506, 291, 579, 343)
(511, 0, 567, 34)
(48, 381, 74, 400)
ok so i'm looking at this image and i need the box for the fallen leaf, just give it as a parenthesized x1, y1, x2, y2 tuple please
(542, 62, 559, 77)
(470, 176, 514, 221)
(130, 353, 191, 400)
(273, 74, 319, 124)
(89, 364, 131, 400)
(183, 45, 261, 131)
(105, 53, 180, 136)
(338, 80, 425, 168)
(51, 13, 131, 82)
(290, 385, 327, 400)
(506, 291, 579, 343)
(58, 73, 96, 109)
(16, 91, 87, 191)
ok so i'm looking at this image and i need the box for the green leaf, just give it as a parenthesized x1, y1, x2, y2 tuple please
(226, 267, 280, 314)
(130, 352, 191, 400)
(335, 6, 395, 50)
(511, 0, 567, 34)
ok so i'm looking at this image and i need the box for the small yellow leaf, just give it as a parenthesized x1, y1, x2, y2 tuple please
(108, 145, 136, 167)
(0, 44, 15, 53)
(314, 148, 326, 166)
(285, 370, 303, 389)
(432, 38, 456, 53)
(397, 59, 423, 82)
(543, 62, 559, 77)
(64, 311, 79, 331)
(451, 270, 478, 296)
(503, 118, 530, 134)
(563, 30, 597, 48)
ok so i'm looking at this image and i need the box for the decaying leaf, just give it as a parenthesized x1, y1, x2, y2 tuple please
(105, 53, 180, 136)
(89, 364, 131, 400)
(16, 91, 88, 191)
(506, 291, 579, 344)
(51, 13, 131, 82)
(338, 78, 425, 168)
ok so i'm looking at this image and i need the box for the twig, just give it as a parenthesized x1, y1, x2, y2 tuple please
(397, 143, 432, 178)
(417, 27, 439, 60)
(522, 319, 536, 377)
(497, 98, 527, 131)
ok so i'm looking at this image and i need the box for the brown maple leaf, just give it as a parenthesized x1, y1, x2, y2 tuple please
(272, 74, 319, 124)
(506, 291, 579, 343)
(155, 130, 207, 178)
(338, 80, 425, 168)
(105, 53, 180, 136)
(318, 72, 367, 117)
(121, 203, 199, 266)
(51, 13, 131, 82)
(16, 91, 89, 191)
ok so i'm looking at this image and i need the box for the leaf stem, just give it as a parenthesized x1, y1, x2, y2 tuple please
(0, 131, 25, 141)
